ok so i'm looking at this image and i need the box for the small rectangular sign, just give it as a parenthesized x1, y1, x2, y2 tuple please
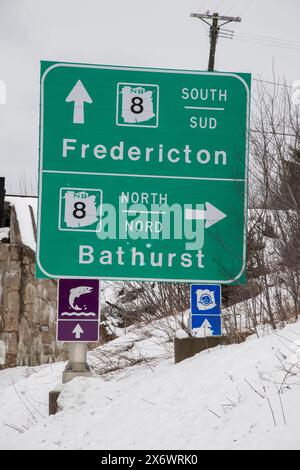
(191, 315, 222, 337)
(57, 320, 99, 342)
(190, 284, 222, 337)
(57, 278, 100, 342)
(190, 284, 221, 315)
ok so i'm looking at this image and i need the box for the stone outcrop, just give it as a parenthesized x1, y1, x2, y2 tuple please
(0, 204, 67, 368)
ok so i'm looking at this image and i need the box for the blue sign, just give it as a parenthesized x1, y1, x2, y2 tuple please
(190, 284, 221, 315)
(191, 315, 222, 337)
(190, 284, 222, 337)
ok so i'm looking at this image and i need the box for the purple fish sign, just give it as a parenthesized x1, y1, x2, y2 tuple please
(57, 278, 100, 342)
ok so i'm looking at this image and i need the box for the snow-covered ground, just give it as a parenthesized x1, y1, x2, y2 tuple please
(1, 320, 300, 450)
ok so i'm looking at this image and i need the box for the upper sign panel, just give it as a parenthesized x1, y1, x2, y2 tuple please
(37, 62, 250, 283)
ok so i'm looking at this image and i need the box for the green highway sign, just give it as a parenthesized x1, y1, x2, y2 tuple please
(37, 61, 251, 284)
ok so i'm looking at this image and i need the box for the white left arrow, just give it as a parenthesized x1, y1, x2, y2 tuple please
(72, 323, 84, 339)
(185, 202, 227, 228)
(66, 80, 93, 124)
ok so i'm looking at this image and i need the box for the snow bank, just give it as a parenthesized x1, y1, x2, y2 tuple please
(1, 321, 300, 450)
(89, 317, 174, 380)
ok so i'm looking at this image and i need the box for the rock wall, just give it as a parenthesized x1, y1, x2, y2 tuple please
(0, 243, 67, 368)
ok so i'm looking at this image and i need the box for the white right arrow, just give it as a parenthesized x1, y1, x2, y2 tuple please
(72, 323, 84, 339)
(66, 80, 93, 124)
(185, 202, 227, 228)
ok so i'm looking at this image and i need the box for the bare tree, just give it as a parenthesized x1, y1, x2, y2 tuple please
(250, 77, 300, 323)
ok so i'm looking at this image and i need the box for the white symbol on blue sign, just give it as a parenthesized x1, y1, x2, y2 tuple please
(196, 288, 217, 311)
(190, 284, 222, 337)
(191, 284, 221, 315)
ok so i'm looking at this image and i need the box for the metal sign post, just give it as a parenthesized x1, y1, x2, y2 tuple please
(63, 343, 90, 384)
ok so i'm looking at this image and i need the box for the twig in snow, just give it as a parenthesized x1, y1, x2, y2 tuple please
(275, 383, 287, 426)
(267, 398, 277, 427)
(142, 398, 156, 406)
(208, 409, 222, 419)
(23, 389, 46, 419)
(105, 396, 113, 401)
(272, 330, 300, 348)
(12, 382, 38, 424)
(244, 378, 265, 399)
(135, 345, 154, 372)
(5, 423, 25, 434)
(244, 378, 277, 427)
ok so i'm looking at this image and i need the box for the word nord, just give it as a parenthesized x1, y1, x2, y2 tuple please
(125, 219, 162, 234)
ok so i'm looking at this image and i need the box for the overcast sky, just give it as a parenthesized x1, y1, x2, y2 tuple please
(1, 0, 300, 193)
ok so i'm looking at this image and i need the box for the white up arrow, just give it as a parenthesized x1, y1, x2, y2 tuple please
(185, 202, 227, 228)
(201, 318, 213, 336)
(194, 318, 213, 338)
(66, 80, 92, 124)
(72, 323, 84, 339)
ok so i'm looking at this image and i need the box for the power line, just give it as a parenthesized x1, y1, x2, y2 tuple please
(199, 0, 208, 9)
(231, 37, 300, 51)
(251, 129, 298, 138)
(236, 31, 300, 45)
(216, 0, 226, 10)
(215, 32, 300, 51)
(218, 31, 300, 51)
(221, 28, 300, 47)
(252, 78, 293, 89)
(225, 0, 240, 15)
(240, 0, 256, 16)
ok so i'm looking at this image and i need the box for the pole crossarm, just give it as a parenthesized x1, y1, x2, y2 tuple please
(191, 13, 241, 22)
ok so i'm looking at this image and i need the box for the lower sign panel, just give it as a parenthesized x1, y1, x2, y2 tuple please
(191, 315, 222, 337)
(37, 173, 246, 284)
(57, 320, 99, 342)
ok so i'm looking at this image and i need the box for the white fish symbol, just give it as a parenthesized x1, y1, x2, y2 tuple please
(68, 286, 93, 311)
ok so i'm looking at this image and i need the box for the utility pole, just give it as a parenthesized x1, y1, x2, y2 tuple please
(191, 12, 241, 71)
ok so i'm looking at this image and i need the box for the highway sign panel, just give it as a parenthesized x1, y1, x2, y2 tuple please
(57, 278, 100, 342)
(37, 61, 251, 283)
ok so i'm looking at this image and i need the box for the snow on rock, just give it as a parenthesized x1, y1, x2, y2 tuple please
(2, 321, 300, 449)
(6, 196, 37, 252)
(175, 329, 189, 339)
(0, 341, 6, 365)
(0, 227, 9, 242)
